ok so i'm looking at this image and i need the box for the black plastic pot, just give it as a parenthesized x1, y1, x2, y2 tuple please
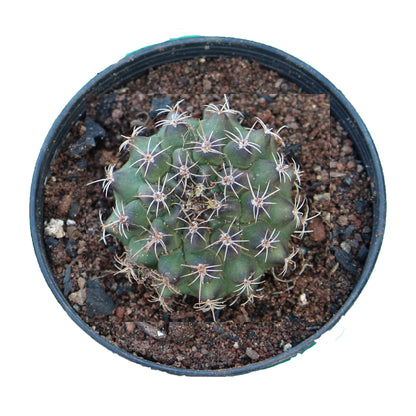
(30, 36, 386, 376)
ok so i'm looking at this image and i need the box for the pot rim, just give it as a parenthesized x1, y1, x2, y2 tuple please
(30, 36, 386, 376)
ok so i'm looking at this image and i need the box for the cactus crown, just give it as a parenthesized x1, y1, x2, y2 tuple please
(98, 96, 313, 319)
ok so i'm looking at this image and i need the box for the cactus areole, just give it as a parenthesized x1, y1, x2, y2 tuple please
(97, 97, 313, 319)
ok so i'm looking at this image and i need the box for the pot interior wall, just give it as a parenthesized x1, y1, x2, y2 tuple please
(30, 37, 385, 376)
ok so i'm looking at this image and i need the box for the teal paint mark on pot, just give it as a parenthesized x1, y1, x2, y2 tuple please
(335, 328, 345, 341)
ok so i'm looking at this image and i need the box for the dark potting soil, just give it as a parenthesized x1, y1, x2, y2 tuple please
(43, 56, 374, 370)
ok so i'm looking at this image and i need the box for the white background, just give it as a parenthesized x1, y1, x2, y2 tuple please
(1, 1, 414, 415)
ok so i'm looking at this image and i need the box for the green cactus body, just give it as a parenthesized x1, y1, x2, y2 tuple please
(100, 98, 308, 318)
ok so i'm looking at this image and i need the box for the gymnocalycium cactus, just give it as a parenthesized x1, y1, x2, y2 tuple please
(96, 97, 315, 319)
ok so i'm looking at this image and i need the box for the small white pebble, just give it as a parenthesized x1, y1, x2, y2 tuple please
(299, 293, 308, 306)
(66, 219, 76, 226)
(246, 347, 260, 361)
(78, 277, 86, 289)
(136, 322, 166, 339)
(68, 288, 86, 305)
(340, 241, 351, 253)
(44, 218, 65, 238)
(283, 343, 292, 352)
(233, 342, 239, 349)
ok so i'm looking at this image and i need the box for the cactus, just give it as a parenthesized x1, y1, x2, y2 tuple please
(96, 97, 315, 319)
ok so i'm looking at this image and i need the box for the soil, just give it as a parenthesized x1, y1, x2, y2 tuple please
(42, 56, 374, 371)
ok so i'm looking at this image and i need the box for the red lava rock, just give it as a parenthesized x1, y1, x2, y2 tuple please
(57, 194, 72, 216)
(337, 215, 349, 227)
(203, 78, 212, 92)
(310, 217, 326, 242)
(348, 213, 362, 228)
(115, 306, 125, 319)
(342, 144, 353, 155)
(347, 160, 356, 170)
(125, 322, 135, 333)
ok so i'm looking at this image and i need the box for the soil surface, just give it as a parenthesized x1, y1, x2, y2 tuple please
(43, 56, 374, 371)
